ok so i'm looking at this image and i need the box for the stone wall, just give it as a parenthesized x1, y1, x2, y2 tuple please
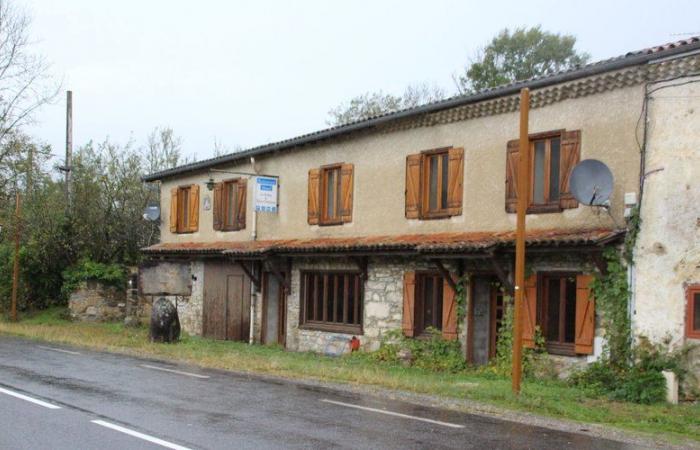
(69, 281, 127, 322)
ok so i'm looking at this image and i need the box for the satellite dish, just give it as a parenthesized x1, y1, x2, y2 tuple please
(570, 159, 614, 206)
(143, 203, 161, 221)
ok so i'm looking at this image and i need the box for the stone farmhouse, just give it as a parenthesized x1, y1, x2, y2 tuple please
(141, 37, 700, 378)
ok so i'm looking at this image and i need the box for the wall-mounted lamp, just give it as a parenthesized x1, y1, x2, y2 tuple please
(206, 177, 216, 191)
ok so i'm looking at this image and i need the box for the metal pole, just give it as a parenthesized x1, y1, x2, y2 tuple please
(511, 88, 530, 394)
(65, 90, 73, 211)
(10, 191, 21, 322)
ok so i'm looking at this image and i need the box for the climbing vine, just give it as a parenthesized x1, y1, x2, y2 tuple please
(623, 205, 641, 264)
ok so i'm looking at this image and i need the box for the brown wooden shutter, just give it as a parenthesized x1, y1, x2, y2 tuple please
(522, 274, 538, 348)
(308, 168, 320, 225)
(505, 139, 520, 213)
(442, 275, 458, 340)
(169, 187, 178, 233)
(188, 184, 200, 232)
(575, 274, 595, 355)
(212, 183, 223, 231)
(559, 130, 581, 209)
(236, 179, 247, 230)
(405, 154, 421, 219)
(339, 163, 354, 223)
(447, 147, 464, 216)
(402, 271, 416, 337)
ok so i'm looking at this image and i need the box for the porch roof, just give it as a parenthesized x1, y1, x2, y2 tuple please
(141, 227, 624, 258)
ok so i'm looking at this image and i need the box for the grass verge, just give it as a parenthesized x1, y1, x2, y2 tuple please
(1, 308, 699, 443)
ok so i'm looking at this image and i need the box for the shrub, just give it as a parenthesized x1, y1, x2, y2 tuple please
(61, 258, 126, 299)
(371, 328, 466, 373)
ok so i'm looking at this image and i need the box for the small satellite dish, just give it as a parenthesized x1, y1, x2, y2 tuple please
(570, 159, 614, 206)
(143, 203, 161, 221)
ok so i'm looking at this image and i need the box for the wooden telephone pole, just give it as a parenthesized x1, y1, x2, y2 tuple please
(512, 88, 530, 394)
(65, 90, 73, 211)
(10, 191, 21, 322)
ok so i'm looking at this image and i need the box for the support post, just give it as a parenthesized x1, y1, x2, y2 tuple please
(65, 90, 73, 212)
(10, 192, 21, 322)
(512, 88, 530, 395)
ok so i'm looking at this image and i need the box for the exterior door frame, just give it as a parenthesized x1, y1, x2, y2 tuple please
(466, 272, 501, 364)
(261, 271, 286, 347)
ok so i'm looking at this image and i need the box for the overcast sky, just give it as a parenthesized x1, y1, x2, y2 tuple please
(21, 0, 700, 163)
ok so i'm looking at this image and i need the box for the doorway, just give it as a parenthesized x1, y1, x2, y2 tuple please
(203, 262, 251, 342)
(468, 275, 506, 365)
(262, 272, 286, 346)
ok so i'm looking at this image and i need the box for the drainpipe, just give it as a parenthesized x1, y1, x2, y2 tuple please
(249, 156, 259, 344)
(250, 156, 259, 242)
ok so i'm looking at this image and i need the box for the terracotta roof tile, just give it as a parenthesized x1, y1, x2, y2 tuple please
(142, 228, 624, 257)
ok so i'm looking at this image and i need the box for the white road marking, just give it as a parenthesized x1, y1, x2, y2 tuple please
(38, 345, 81, 355)
(321, 399, 465, 429)
(0, 386, 61, 409)
(91, 420, 192, 450)
(140, 364, 210, 379)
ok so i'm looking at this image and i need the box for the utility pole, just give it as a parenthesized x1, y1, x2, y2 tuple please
(26, 144, 33, 194)
(511, 88, 530, 395)
(65, 90, 73, 211)
(10, 191, 21, 322)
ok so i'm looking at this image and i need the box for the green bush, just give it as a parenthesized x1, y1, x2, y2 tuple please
(371, 328, 466, 373)
(61, 259, 126, 299)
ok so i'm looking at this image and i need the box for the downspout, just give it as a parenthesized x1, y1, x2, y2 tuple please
(249, 156, 259, 344)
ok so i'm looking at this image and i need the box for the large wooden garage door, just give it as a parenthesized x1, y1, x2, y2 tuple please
(203, 262, 251, 341)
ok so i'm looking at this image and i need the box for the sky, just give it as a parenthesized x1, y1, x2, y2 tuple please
(19, 0, 700, 164)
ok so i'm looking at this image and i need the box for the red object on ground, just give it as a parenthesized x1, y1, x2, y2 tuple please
(349, 336, 360, 352)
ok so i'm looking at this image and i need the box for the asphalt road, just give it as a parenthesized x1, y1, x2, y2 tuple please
(0, 337, 636, 450)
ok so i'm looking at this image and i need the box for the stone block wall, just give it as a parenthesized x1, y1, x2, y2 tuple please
(69, 281, 127, 322)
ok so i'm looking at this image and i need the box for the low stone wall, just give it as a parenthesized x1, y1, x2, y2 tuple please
(69, 281, 127, 322)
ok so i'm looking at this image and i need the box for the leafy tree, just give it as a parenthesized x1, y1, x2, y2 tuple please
(327, 82, 446, 126)
(456, 26, 590, 93)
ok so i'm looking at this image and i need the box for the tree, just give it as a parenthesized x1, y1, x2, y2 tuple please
(456, 26, 590, 94)
(145, 127, 184, 174)
(327, 82, 446, 126)
(0, 0, 58, 148)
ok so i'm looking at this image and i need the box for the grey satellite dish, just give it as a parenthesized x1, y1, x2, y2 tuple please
(143, 203, 161, 221)
(570, 159, 614, 206)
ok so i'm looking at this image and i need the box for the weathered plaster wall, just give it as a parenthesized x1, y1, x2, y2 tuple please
(633, 76, 700, 352)
(158, 84, 642, 245)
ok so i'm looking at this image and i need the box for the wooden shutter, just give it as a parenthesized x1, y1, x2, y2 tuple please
(559, 130, 581, 209)
(339, 163, 354, 223)
(308, 168, 320, 225)
(236, 179, 247, 230)
(169, 187, 178, 233)
(442, 275, 458, 340)
(212, 183, 223, 231)
(575, 274, 595, 354)
(522, 274, 538, 348)
(405, 154, 421, 219)
(447, 147, 464, 216)
(505, 139, 520, 213)
(402, 271, 416, 337)
(188, 184, 200, 232)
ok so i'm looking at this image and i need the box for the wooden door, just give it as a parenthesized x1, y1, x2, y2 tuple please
(262, 273, 286, 346)
(203, 262, 251, 342)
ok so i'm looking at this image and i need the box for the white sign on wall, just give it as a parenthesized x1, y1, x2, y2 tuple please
(254, 176, 278, 212)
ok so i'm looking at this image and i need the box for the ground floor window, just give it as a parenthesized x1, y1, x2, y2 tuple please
(540, 274, 577, 355)
(300, 271, 362, 333)
(415, 272, 443, 335)
(687, 285, 700, 339)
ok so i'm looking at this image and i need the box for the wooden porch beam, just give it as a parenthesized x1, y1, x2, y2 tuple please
(351, 256, 368, 280)
(487, 252, 514, 296)
(591, 251, 608, 276)
(235, 260, 261, 292)
(432, 259, 459, 294)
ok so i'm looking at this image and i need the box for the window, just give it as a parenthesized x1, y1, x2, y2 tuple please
(415, 273, 444, 335)
(300, 271, 363, 333)
(405, 147, 464, 219)
(321, 165, 342, 224)
(169, 184, 199, 233)
(687, 285, 700, 339)
(213, 179, 246, 231)
(505, 130, 580, 214)
(540, 274, 577, 355)
(307, 164, 353, 226)
(531, 135, 561, 209)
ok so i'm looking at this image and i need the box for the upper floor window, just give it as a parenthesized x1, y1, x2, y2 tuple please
(169, 184, 199, 233)
(405, 147, 464, 219)
(687, 285, 700, 340)
(505, 130, 581, 214)
(213, 178, 247, 231)
(308, 163, 354, 226)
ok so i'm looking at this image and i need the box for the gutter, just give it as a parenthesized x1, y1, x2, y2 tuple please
(142, 40, 700, 183)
